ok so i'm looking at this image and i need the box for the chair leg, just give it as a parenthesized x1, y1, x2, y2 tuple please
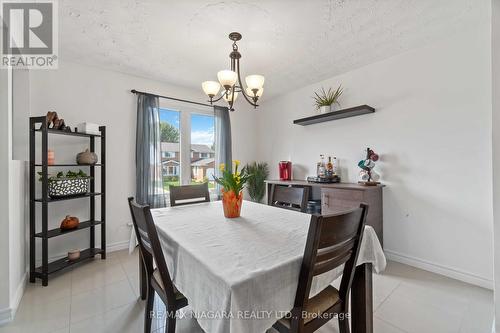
(164, 309, 176, 333)
(144, 286, 155, 333)
(338, 313, 350, 333)
(140, 254, 147, 300)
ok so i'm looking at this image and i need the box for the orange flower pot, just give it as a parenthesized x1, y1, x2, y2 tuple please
(222, 190, 243, 218)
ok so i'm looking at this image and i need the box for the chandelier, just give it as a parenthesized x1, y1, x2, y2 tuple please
(202, 32, 265, 111)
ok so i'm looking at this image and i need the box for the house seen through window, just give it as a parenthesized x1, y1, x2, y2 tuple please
(159, 108, 215, 192)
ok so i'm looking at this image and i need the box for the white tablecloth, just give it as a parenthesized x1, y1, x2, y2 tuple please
(151, 200, 386, 333)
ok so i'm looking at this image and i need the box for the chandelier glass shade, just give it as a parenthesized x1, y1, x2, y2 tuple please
(201, 32, 264, 111)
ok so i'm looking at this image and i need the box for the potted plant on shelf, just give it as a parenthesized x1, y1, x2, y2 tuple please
(38, 169, 90, 198)
(313, 85, 343, 114)
(213, 160, 250, 218)
(243, 162, 269, 203)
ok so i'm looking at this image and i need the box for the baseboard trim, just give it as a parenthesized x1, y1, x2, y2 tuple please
(385, 249, 493, 290)
(106, 240, 129, 253)
(10, 272, 27, 320)
(0, 308, 11, 326)
(0, 272, 28, 326)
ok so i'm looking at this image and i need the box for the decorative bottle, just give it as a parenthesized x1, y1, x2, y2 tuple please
(332, 156, 339, 175)
(326, 156, 334, 177)
(317, 155, 326, 178)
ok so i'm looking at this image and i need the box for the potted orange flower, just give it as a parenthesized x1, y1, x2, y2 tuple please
(213, 160, 250, 218)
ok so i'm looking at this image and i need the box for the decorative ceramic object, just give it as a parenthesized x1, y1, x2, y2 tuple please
(44, 111, 70, 131)
(68, 249, 81, 261)
(76, 149, 98, 165)
(319, 105, 331, 114)
(358, 148, 381, 186)
(222, 190, 243, 218)
(48, 150, 55, 165)
(60, 215, 80, 230)
(76, 122, 100, 135)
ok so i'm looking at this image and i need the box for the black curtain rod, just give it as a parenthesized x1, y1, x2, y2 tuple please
(130, 89, 214, 108)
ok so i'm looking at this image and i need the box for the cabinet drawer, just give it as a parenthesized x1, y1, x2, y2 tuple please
(321, 188, 363, 214)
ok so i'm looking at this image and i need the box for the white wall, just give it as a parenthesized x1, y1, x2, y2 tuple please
(0, 67, 29, 323)
(257, 14, 493, 287)
(0, 68, 12, 322)
(492, 0, 500, 329)
(8, 161, 27, 313)
(9, 71, 30, 312)
(28, 61, 257, 259)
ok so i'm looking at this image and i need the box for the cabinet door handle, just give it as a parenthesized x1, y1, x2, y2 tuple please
(323, 194, 329, 207)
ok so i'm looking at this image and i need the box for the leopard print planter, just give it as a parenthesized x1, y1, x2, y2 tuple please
(48, 178, 90, 198)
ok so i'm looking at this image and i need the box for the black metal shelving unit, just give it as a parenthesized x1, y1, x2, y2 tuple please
(29, 116, 106, 286)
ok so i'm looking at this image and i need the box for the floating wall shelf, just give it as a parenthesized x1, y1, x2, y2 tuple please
(293, 105, 375, 126)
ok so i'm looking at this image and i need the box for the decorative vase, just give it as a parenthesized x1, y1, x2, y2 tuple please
(76, 149, 98, 165)
(68, 249, 81, 261)
(48, 150, 55, 165)
(222, 190, 243, 218)
(319, 105, 331, 114)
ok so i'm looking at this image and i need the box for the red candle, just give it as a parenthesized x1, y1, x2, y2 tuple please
(47, 150, 55, 165)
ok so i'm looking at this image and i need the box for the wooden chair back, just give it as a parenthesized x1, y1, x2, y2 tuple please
(127, 197, 178, 305)
(293, 204, 368, 320)
(270, 185, 310, 212)
(169, 183, 210, 207)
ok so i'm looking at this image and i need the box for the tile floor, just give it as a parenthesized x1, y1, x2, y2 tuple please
(0, 249, 493, 333)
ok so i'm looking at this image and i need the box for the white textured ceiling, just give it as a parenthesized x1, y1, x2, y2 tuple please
(60, 0, 481, 100)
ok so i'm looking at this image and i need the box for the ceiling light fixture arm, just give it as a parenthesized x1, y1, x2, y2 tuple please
(235, 60, 259, 108)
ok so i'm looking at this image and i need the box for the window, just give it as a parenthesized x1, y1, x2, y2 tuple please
(162, 151, 175, 158)
(190, 113, 215, 190)
(159, 109, 180, 190)
(159, 105, 216, 194)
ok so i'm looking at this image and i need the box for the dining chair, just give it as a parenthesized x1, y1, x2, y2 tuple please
(169, 183, 210, 207)
(273, 203, 368, 333)
(269, 185, 310, 212)
(127, 197, 188, 333)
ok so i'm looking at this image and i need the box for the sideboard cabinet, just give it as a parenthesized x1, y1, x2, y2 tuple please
(265, 180, 384, 246)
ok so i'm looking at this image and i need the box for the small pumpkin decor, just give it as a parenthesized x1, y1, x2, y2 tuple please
(213, 160, 250, 218)
(60, 215, 80, 230)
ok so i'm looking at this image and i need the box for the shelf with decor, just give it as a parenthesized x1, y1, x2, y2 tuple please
(34, 192, 103, 203)
(33, 248, 104, 275)
(293, 105, 375, 126)
(29, 116, 106, 286)
(34, 128, 102, 138)
(35, 163, 103, 167)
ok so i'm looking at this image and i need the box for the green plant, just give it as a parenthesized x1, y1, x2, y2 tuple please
(160, 121, 180, 143)
(213, 160, 250, 194)
(38, 169, 88, 182)
(313, 85, 343, 109)
(243, 162, 269, 203)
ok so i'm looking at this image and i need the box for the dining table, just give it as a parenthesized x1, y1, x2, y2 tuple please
(140, 200, 386, 333)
